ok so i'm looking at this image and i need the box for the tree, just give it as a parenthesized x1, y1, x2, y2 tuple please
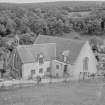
(6, 18, 16, 34)
(0, 24, 7, 36)
(47, 17, 64, 35)
(89, 36, 103, 53)
(19, 33, 36, 45)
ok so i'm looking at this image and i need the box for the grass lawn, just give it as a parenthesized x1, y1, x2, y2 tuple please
(0, 79, 105, 105)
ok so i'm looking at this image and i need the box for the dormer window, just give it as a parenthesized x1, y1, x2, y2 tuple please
(64, 56, 67, 62)
(14, 35, 19, 46)
(62, 50, 70, 62)
(38, 54, 44, 64)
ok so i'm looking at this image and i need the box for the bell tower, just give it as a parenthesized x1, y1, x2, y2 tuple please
(14, 34, 20, 46)
(62, 50, 70, 63)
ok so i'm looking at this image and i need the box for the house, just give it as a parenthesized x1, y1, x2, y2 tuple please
(35, 35, 97, 80)
(14, 43, 56, 80)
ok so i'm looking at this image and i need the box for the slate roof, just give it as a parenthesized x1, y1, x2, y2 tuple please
(16, 43, 56, 63)
(35, 35, 86, 64)
(61, 31, 81, 39)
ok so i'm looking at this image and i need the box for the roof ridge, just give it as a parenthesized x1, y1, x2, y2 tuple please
(16, 42, 56, 63)
(16, 43, 56, 49)
(35, 34, 87, 64)
(38, 35, 86, 43)
(32, 43, 56, 46)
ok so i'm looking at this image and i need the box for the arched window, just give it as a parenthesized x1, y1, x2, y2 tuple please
(83, 57, 89, 71)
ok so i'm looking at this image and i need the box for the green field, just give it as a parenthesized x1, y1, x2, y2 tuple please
(0, 79, 105, 105)
(0, 1, 104, 9)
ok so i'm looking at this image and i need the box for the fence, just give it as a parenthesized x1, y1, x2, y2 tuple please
(0, 78, 71, 89)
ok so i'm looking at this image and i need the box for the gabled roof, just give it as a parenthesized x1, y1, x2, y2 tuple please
(35, 35, 86, 64)
(16, 43, 56, 63)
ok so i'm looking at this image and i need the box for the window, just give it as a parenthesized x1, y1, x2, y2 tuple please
(62, 50, 70, 62)
(56, 73, 59, 78)
(56, 65, 59, 69)
(30, 69, 35, 79)
(38, 54, 44, 64)
(83, 57, 89, 71)
(62, 55, 67, 62)
(31, 69, 35, 74)
(39, 68, 43, 73)
(47, 67, 51, 72)
(64, 65, 68, 73)
(39, 57, 44, 64)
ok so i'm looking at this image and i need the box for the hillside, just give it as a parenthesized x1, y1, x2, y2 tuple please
(0, 1, 105, 11)
(0, 1, 105, 48)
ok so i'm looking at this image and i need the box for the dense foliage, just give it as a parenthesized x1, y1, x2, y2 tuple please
(0, 2, 105, 46)
(0, 2, 105, 39)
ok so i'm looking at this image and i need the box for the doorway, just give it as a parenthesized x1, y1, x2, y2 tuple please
(64, 65, 68, 73)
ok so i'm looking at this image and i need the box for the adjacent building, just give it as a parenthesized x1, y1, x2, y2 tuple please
(14, 43, 56, 80)
(35, 35, 97, 80)
(13, 35, 97, 80)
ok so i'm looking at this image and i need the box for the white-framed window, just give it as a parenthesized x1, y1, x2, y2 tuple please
(39, 68, 43, 73)
(31, 69, 35, 74)
(62, 50, 70, 62)
(56, 65, 59, 69)
(56, 73, 59, 78)
(47, 67, 51, 72)
(38, 54, 44, 64)
(30, 69, 35, 79)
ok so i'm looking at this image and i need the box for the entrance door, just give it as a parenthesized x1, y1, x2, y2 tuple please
(64, 65, 67, 73)
(31, 69, 35, 79)
(64, 65, 69, 78)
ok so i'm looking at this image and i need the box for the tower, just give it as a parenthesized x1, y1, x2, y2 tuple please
(14, 34, 20, 46)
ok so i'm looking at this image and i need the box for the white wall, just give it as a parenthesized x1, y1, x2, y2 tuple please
(22, 61, 51, 80)
(22, 42, 97, 80)
(22, 62, 34, 80)
(68, 64, 74, 79)
(71, 41, 97, 80)
(51, 60, 75, 78)
(51, 60, 64, 77)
